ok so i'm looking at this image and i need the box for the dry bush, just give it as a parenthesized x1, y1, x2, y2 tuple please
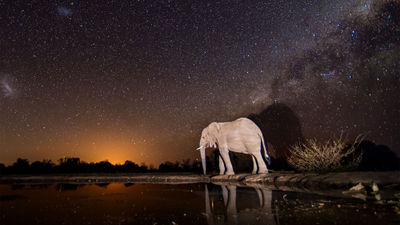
(288, 135, 363, 172)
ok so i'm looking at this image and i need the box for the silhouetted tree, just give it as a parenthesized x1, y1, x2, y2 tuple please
(123, 160, 140, 172)
(57, 157, 81, 173)
(10, 158, 30, 173)
(0, 163, 5, 173)
(1, 156, 214, 174)
(31, 160, 55, 173)
(148, 164, 156, 172)
(181, 159, 192, 171)
(355, 140, 399, 171)
(139, 162, 148, 172)
(158, 159, 202, 173)
(190, 159, 203, 173)
(94, 160, 114, 173)
(158, 161, 176, 172)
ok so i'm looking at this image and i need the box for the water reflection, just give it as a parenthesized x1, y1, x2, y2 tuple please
(96, 183, 110, 188)
(124, 183, 135, 187)
(204, 184, 399, 225)
(11, 184, 25, 190)
(30, 184, 51, 189)
(0, 182, 398, 225)
(56, 183, 79, 191)
(0, 183, 207, 225)
(205, 185, 278, 225)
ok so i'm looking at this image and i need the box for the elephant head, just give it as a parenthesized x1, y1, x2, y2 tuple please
(196, 122, 220, 175)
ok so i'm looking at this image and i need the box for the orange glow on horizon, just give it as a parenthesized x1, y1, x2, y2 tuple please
(83, 135, 138, 165)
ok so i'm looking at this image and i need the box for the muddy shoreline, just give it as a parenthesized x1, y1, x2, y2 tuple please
(1, 171, 398, 188)
(1, 171, 399, 200)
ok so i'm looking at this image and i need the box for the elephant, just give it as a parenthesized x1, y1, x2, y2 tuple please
(196, 117, 270, 175)
(204, 184, 278, 225)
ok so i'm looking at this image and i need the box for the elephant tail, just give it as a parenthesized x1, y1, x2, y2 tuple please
(259, 131, 271, 166)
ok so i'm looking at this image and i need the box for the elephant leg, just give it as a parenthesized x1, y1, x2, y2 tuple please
(255, 188, 263, 207)
(251, 155, 258, 174)
(226, 185, 238, 225)
(219, 155, 225, 175)
(204, 185, 213, 225)
(221, 185, 229, 206)
(253, 152, 268, 174)
(219, 148, 234, 175)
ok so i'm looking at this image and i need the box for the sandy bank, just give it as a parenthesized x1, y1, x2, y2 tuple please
(1, 171, 399, 190)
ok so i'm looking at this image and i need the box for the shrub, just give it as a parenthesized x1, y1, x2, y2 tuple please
(287, 135, 363, 172)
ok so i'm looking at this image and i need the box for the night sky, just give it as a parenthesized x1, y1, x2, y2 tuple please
(1, 0, 399, 166)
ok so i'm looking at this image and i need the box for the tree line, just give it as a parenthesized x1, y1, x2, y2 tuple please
(1, 139, 397, 174)
(0, 157, 203, 174)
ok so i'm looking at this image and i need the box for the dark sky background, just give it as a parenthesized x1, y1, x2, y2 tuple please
(1, 0, 399, 166)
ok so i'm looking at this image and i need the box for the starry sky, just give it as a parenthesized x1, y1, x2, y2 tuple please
(1, 0, 399, 166)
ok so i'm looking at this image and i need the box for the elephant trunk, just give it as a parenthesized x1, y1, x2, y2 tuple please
(200, 146, 206, 175)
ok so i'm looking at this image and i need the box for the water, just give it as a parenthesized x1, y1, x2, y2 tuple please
(0, 183, 398, 225)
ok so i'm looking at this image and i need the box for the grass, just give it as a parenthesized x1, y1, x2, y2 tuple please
(287, 135, 363, 172)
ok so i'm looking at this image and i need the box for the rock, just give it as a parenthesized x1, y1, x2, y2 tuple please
(343, 183, 367, 200)
(372, 182, 379, 192)
(349, 183, 365, 192)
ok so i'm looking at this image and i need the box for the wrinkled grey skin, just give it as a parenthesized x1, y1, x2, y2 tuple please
(196, 118, 270, 175)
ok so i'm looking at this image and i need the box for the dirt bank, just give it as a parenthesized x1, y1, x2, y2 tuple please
(1, 171, 399, 190)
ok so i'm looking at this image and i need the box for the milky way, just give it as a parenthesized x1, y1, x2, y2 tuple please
(0, 0, 398, 166)
(253, 0, 400, 150)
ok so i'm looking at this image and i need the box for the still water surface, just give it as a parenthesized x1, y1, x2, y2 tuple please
(0, 183, 398, 225)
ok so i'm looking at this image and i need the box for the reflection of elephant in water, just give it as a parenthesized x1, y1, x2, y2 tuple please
(204, 184, 278, 225)
(196, 118, 270, 175)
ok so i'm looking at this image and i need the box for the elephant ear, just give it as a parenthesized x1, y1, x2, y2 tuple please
(207, 122, 221, 148)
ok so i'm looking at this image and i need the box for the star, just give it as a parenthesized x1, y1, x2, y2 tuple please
(0, 0, 398, 167)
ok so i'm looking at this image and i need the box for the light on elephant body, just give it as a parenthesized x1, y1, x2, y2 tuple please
(197, 117, 270, 175)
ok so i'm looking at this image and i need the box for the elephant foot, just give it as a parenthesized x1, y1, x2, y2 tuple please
(225, 171, 235, 175)
(251, 171, 257, 175)
(258, 170, 269, 174)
